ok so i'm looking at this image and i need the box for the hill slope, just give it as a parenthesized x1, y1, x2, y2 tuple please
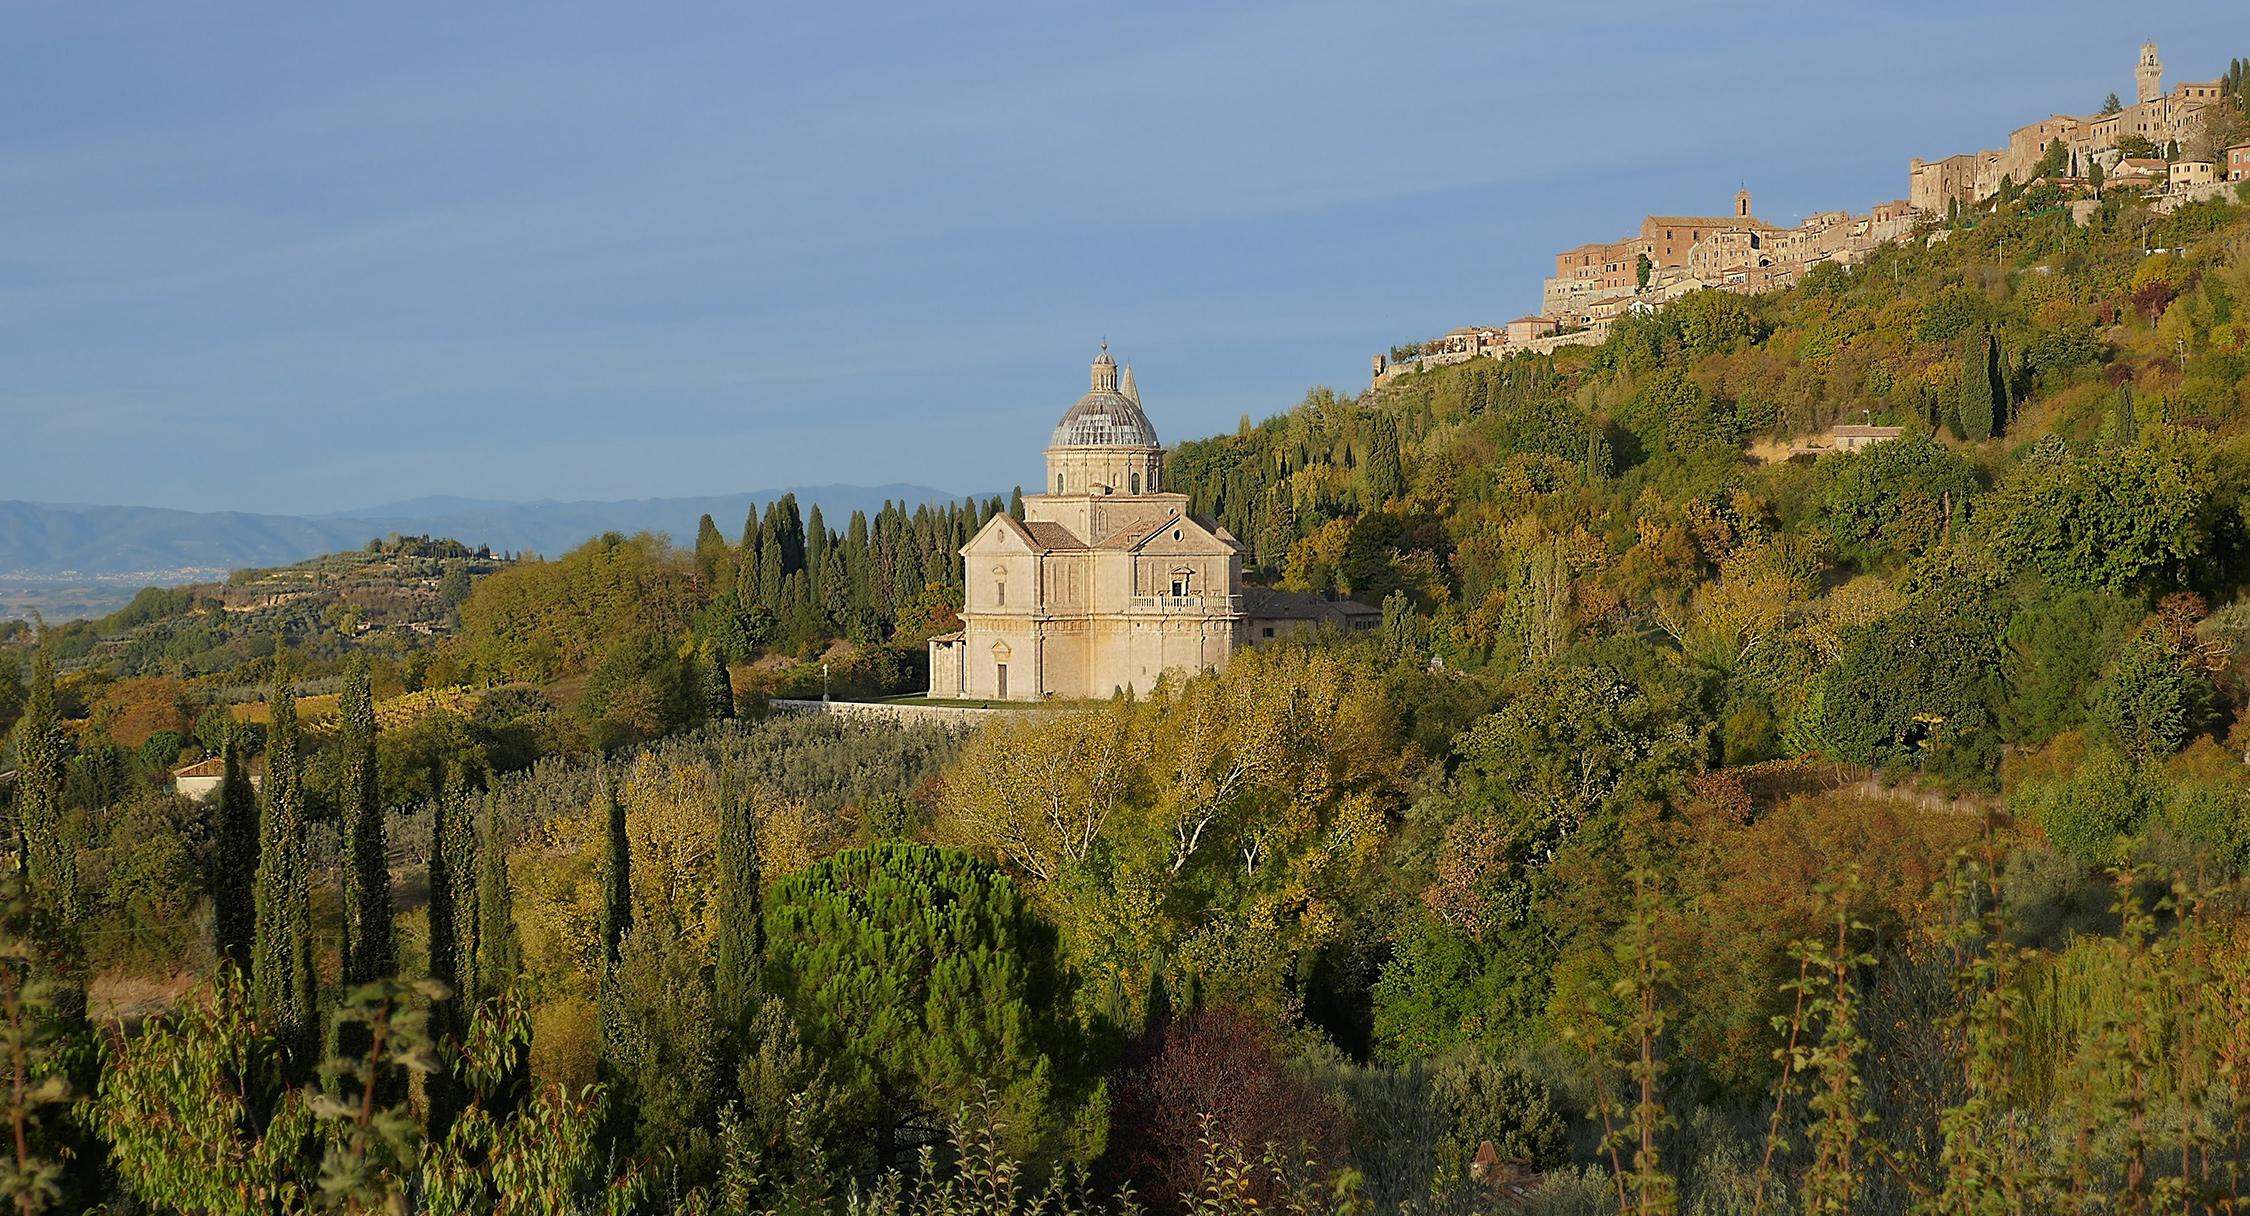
(0, 483, 968, 579)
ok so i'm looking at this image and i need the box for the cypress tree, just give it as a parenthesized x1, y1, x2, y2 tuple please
(805, 505, 831, 612)
(1958, 334, 1997, 442)
(693, 513, 730, 593)
(2113, 383, 2139, 446)
(11, 642, 74, 929)
(211, 725, 258, 974)
(1008, 486, 1025, 518)
(337, 658, 393, 991)
(597, 771, 631, 974)
(700, 643, 734, 723)
(712, 772, 762, 1033)
(250, 668, 315, 1069)
(424, 766, 479, 1135)
(757, 539, 785, 610)
(427, 767, 477, 1006)
(1364, 414, 1405, 503)
(595, 771, 633, 1098)
(471, 793, 519, 1002)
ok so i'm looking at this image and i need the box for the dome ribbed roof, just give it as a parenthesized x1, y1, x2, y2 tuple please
(1051, 345, 1159, 448)
(1053, 392, 1158, 447)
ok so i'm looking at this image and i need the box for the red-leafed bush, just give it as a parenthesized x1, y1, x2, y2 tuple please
(1106, 1003, 1347, 1208)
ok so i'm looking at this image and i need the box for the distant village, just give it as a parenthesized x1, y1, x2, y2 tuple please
(1374, 42, 2250, 398)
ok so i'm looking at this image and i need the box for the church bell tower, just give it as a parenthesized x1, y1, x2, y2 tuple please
(2137, 42, 2163, 105)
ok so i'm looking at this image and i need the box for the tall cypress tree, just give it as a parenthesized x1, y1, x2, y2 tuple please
(11, 643, 73, 929)
(712, 771, 762, 1034)
(597, 774, 631, 979)
(250, 668, 315, 1069)
(424, 766, 479, 1136)
(471, 793, 519, 1003)
(211, 726, 258, 974)
(1363, 414, 1406, 504)
(594, 770, 633, 1120)
(427, 767, 477, 1006)
(699, 643, 734, 723)
(693, 512, 730, 595)
(337, 658, 393, 991)
(1958, 333, 1997, 442)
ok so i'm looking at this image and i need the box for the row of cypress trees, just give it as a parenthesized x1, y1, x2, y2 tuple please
(691, 492, 1018, 657)
(200, 652, 519, 1080)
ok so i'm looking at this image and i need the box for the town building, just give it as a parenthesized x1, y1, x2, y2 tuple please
(1910, 44, 2231, 212)
(2227, 141, 2250, 182)
(172, 755, 261, 801)
(2170, 160, 2219, 189)
(1536, 191, 1914, 317)
(929, 348, 1372, 701)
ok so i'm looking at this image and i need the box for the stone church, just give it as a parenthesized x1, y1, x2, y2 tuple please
(928, 347, 1372, 701)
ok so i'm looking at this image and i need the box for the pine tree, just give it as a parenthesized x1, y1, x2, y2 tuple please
(337, 658, 392, 991)
(1959, 334, 1997, 442)
(249, 668, 315, 1070)
(712, 772, 762, 1033)
(211, 726, 258, 974)
(11, 643, 74, 930)
(472, 793, 519, 1002)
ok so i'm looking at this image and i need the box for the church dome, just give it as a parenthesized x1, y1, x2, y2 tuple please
(1051, 345, 1159, 448)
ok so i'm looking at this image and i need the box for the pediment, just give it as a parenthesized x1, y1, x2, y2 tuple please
(961, 513, 1039, 557)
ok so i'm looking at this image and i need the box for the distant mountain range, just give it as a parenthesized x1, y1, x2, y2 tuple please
(0, 483, 969, 581)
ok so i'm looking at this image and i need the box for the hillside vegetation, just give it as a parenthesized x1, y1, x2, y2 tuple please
(8, 179, 2250, 1212)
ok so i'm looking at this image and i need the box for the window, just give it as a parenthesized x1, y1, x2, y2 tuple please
(1056, 472, 1065, 494)
(1130, 471, 1140, 494)
(995, 579, 1005, 607)
(1262, 626, 1275, 638)
(996, 663, 1008, 699)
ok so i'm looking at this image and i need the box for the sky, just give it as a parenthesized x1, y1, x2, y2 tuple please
(2, 1, 2242, 514)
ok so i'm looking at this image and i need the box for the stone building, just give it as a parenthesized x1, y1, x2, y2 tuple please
(929, 348, 1375, 702)
(1909, 43, 2232, 212)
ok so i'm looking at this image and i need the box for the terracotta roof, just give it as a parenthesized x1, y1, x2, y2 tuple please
(1832, 424, 1904, 438)
(1647, 215, 1780, 230)
(1096, 523, 1160, 550)
(1022, 521, 1086, 550)
(173, 756, 227, 779)
(1243, 586, 1381, 621)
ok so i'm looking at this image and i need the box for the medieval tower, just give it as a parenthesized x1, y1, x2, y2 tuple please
(2137, 41, 2163, 105)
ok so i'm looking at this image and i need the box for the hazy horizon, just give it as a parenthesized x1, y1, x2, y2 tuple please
(5, 1, 2238, 515)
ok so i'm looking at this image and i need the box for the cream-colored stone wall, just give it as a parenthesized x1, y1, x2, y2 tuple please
(1022, 490, 1186, 546)
(1044, 445, 1162, 498)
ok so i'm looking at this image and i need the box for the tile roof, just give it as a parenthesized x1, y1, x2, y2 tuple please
(1022, 522, 1087, 550)
(1242, 585, 1381, 620)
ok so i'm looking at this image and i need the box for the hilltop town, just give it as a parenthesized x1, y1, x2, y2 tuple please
(1375, 42, 2250, 389)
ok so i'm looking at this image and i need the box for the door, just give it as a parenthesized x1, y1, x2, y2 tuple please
(996, 662, 1008, 699)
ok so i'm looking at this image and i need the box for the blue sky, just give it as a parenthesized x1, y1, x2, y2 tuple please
(2, 2, 2240, 513)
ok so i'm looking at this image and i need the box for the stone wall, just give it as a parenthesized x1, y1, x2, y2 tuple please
(768, 698, 998, 726)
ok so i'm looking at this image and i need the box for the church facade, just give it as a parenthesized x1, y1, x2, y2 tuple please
(927, 347, 1278, 701)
